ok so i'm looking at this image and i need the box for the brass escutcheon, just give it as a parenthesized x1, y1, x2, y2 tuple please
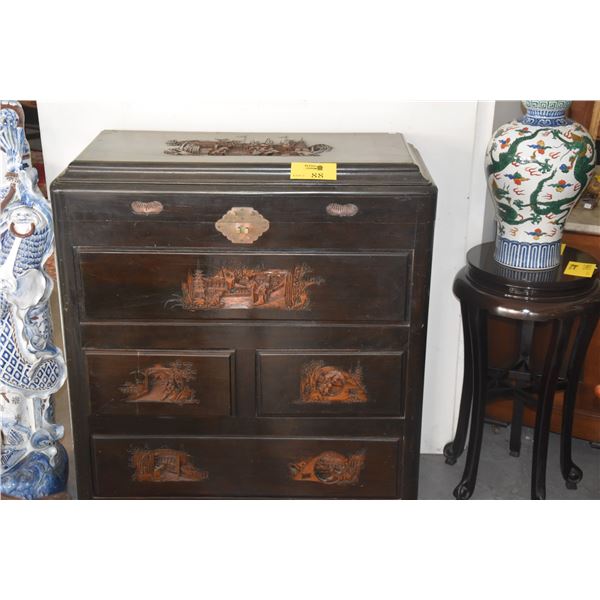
(215, 207, 270, 244)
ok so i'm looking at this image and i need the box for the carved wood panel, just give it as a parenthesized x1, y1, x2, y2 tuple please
(86, 351, 234, 417)
(130, 448, 209, 482)
(120, 360, 197, 404)
(300, 361, 368, 404)
(289, 450, 366, 485)
(176, 265, 322, 311)
(257, 351, 406, 416)
(164, 137, 332, 157)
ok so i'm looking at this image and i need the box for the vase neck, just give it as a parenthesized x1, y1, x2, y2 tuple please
(520, 100, 571, 127)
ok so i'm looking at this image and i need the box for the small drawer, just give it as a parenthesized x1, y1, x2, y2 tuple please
(85, 350, 234, 417)
(92, 435, 401, 498)
(78, 250, 411, 322)
(257, 351, 406, 417)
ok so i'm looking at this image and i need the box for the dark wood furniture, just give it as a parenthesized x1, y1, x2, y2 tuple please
(50, 131, 437, 499)
(485, 230, 600, 443)
(445, 243, 600, 500)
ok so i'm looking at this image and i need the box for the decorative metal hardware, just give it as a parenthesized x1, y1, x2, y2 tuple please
(131, 200, 164, 215)
(326, 203, 358, 217)
(215, 207, 270, 244)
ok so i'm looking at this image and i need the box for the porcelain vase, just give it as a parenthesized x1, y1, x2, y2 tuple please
(485, 100, 596, 270)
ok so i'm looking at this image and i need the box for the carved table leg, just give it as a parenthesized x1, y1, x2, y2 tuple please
(444, 300, 474, 465)
(531, 318, 573, 500)
(561, 311, 600, 490)
(453, 307, 488, 499)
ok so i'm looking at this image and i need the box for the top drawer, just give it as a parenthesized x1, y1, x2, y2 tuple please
(54, 191, 430, 251)
(57, 191, 424, 225)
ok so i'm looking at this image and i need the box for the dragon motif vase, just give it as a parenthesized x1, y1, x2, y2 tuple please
(485, 100, 596, 270)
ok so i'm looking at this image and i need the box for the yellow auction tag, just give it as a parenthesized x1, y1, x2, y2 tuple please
(560, 243, 566, 255)
(564, 261, 597, 278)
(290, 162, 337, 181)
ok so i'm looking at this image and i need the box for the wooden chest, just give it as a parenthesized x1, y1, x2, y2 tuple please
(50, 131, 437, 498)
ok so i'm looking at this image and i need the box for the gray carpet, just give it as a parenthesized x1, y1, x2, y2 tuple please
(419, 423, 600, 499)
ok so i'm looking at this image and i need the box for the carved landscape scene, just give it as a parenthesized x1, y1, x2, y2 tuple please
(174, 264, 323, 311)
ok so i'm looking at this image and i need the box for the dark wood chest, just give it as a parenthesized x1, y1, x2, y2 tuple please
(51, 131, 436, 498)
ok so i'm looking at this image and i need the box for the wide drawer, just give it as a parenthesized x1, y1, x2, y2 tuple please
(78, 251, 411, 322)
(85, 350, 234, 417)
(257, 350, 406, 417)
(92, 435, 401, 498)
(58, 192, 425, 250)
(60, 191, 423, 224)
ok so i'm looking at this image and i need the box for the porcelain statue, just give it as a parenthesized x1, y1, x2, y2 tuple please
(0, 101, 67, 498)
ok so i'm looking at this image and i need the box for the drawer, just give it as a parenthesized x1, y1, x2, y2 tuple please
(85, 350, 234, 417)
(257, 351, 406, 417)
(92, 435, 401, 498)
(70, 220, 417, 251)
(58, 192, 424, 250)
(78, 251, 411, 322)
(61, 191, 422, 225)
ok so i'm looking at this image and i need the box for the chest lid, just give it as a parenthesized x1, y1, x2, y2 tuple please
(58, 130, 433, 187)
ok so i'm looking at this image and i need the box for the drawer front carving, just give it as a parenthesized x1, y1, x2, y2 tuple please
(178, 264, 322, 311)
(257, 351, 406, 416)
(130, 448, 209, 483)
(92, 436, 401, 498)
(289, 450, 366, 485)
(78, 251, 411, 322)
(85, 350, 234, 417)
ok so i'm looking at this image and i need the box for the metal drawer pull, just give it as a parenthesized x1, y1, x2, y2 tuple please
(131, 200, 164, 215)
(215, 207, 270, 244)
(326, 203, 358, 217)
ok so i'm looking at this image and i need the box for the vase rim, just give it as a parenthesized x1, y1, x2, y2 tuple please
(523, 100, 571, 113)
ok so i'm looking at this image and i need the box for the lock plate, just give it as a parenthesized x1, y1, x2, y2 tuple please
(215, 207, 270, 244)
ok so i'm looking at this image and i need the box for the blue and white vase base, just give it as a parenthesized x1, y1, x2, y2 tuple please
(494, 237, 561, 270)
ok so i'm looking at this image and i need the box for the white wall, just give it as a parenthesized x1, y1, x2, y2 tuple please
(38, 100, 495, 456)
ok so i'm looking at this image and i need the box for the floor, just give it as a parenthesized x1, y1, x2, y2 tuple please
(419, 422, 600, 499)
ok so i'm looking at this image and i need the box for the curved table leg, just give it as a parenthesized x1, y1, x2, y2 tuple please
(532, 318, 573, 500)
(444, 300, 474, 465)
(561, 311, 599, 490)
(453, 306, 487, 499)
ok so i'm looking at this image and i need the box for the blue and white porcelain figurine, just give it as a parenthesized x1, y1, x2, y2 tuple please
(485, 101, 596, 270)
(0, 101, 67, 498)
